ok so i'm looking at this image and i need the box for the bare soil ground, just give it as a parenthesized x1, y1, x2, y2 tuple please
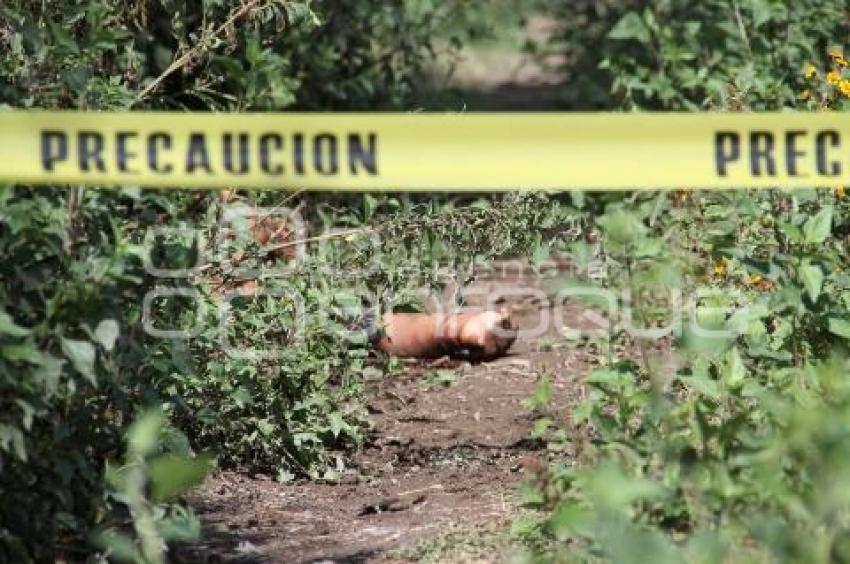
(180, 267, 603, 563)
(178, 11, 586, 563)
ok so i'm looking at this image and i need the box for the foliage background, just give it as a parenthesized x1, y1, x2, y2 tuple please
(2, 0, 850, 561)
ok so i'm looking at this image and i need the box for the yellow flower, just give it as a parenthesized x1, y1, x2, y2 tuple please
(828, 47, 847, 66)
(748, 274, 763, 285)
(804, 63, 818, 79)
(799, 89, 812, 100)
(839, 80, 850, 97)
(836, 185, 846, 199)
(827, 70, 842, 85)
(713, 259, 728, 278)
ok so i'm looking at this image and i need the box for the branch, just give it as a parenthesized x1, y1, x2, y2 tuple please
(133, 0, 265, 105)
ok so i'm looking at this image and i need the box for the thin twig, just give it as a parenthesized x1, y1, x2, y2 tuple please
(133, 0, 264, 105)
(264, 227, 373, 252)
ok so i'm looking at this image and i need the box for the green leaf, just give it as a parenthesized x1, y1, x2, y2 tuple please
(126, 410, 162, 457)
(828, 318, 850, 339)
(423, 369, 457, 388)
(798, 262, 824, 302)
(599, 209, 646, 246)
(93, 530, 142, 562)
(589, 463, 665, 508)
(549, 502, 592, 540)
(684, 373, 720, 399)
(803, 206, 833, 243)
(0, 423, 26, 461)
(608, 12, 650, 43)
(724, 347, 747, 389)
(94, 319, 120, 352)
(149, 454, 213, 502)
(257, 419, 275, 436)
(522, 373, 554, 411)
(531, 417, 553, 439)
(329, 411, 351, 438)
(0, 310, 30, 337)
(779, 222, 803, 243)
(60, 338, 97, 385)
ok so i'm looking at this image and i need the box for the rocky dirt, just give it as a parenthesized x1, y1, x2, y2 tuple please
(181, 267, 605, 563)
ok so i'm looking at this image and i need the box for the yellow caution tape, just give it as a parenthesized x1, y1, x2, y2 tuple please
(0, 111, 846, 190)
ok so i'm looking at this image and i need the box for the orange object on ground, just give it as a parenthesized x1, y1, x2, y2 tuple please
(373, 309, 517, 362)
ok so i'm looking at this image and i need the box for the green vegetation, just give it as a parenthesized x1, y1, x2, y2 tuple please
(513, 3, 850, 562)
(2, 0, 850, 562)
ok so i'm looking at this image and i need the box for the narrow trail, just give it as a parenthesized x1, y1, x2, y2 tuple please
(181, 16, 583, 562)
(184, 270, 602, 563)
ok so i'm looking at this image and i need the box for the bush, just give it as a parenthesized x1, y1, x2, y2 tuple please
(0, 0, 514, 560)
(543, 0, 850, 109)
(516, 4, 850, 557)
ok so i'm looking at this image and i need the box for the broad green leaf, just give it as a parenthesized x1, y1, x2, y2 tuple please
(599, 209, 646, 246)
(779, 222, 803, 243)
(684, 373, 720, 399)
(549, 502, 593, 540)
(828, 318, 850, 339)
(0, 423, 26, 461)
(589, 463, 665, 508)
(126, 410, 163, 457)
(60, 338, 96, 386)
(149, 453, 213, 502)
(724, 347, 747, 389)
(523, 373, 554, 411)
(93, 530, 141, 562)
(798, 262, 824, 302)
(329, 411, 351, 438)
(0, 310, 30, 337)
(803, 206, 833, 243)
(94, 319, 120, 352)
(531, 417, 553, 439)
(608, 12, 650, 43)
(257, 419, 275, 436)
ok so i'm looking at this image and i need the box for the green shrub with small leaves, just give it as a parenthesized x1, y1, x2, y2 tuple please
(0, 1, 532, 560)
(542, 0, 850, 109)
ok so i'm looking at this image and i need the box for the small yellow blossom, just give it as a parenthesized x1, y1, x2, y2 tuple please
(804, 63, 818, 79)
(713, 259, 728, 278)
(828, 47, 847, 65)
(836, 185, 846, 199)
(827, 70, 842, 85)
(747, 274, 774, 292)
(799, 89, 812, 100)
(839, 80, 850, 97)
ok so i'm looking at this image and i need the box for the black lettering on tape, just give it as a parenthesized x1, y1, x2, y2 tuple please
(41, 130, 68, 171)
(148, 132, 173, 174)
(116, 131, 139, 174)
(749, 131, 776, 176)
(349, 133, 377, 175)
(260, 133, 284, 175)
(293, 133, 305, 175)
(78, 131, 106, 173)
(187, 133, 212, 174)
(314, 133, 338, 175)
(816, 130, 841, 176)
(223, 133, 250, 175)
(715, 131, 740, 176)
(785, 130, 807, 176)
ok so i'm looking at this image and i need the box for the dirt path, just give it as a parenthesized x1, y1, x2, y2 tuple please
(182, 270, 600, 563)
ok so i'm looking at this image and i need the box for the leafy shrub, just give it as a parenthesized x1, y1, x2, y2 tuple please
(542, 0, 850, 109)
(0, 0, 521, 560)
(514, 6, 850, 558)
(518, 186, 850, 561)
